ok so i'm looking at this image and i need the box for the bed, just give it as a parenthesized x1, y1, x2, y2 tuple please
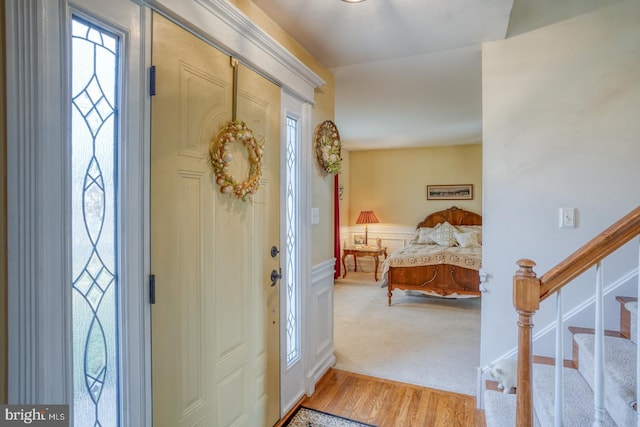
(383, 206, 482, 305)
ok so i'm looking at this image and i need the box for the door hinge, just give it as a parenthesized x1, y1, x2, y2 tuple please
(149, 274, 156, 304)
(149, 65, 156, 96)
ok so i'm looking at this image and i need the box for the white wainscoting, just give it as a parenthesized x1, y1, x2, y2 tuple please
(339, 225, 416, 277)
(304, 258, 337, 395)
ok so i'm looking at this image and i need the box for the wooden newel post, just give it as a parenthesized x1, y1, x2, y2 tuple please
(513, 259, 540, 427)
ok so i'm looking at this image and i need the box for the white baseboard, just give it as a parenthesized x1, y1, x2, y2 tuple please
(305, 353, 336, 396)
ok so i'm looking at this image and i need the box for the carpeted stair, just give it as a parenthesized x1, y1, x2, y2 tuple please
(573, 333, 636, 426)
(483, 389, 517, 427)
(531, 363, 617, 427)
(484, 296, 638, 426)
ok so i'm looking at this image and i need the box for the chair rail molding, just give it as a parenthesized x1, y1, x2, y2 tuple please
(341, 225, 415, 272)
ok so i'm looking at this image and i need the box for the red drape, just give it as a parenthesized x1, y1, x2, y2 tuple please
(334, 174, 341, 279)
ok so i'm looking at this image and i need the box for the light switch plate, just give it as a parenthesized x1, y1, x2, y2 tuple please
(559, 207, 577, 229)
(311, 207, 320, 225)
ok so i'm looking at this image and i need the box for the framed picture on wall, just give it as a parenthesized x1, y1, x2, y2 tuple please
(353, 234, 366, 245)
(426, 184, 473, 200)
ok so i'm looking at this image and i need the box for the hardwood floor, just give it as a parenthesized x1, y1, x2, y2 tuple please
(287, 369, 486, 427)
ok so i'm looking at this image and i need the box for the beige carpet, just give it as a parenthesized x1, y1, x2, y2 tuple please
(333, 271, 481, 396)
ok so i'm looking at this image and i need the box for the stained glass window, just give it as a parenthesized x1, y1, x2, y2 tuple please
(285, 116, 301, 366)
(71, 16, 120, 427)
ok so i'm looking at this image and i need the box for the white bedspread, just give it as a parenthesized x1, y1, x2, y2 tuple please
(382, 243, 482, 278)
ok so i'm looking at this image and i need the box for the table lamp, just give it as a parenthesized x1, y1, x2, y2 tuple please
(355, 210, 379, 245)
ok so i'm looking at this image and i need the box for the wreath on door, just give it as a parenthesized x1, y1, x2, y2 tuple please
(209, 120, 263, 201)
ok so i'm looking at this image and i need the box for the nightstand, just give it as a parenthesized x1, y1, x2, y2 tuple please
(342, 246, 388, 281)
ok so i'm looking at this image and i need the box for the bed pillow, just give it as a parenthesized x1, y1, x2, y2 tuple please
(457, 225, 482, 244)
(409, 228, 420, 244)
(455, 230, 480, 248)
(415, 226, 437, 244)
(430, 221, 456, 247)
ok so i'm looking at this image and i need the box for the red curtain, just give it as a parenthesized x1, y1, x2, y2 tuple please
(334, 174, 341, 279)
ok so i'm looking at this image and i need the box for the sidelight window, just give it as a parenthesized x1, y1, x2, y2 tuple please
(285, 115, 301, 366)
(71, 16, 121, 427)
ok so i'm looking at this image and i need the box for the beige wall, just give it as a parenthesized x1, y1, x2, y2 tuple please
(230, 0, 336, 265)
(1, 0, 7, 404)
(347, 144, 482, 228)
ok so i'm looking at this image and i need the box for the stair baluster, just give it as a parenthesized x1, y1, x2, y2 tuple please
(594, 262, 605, 426)
(554, 289, 564, 427)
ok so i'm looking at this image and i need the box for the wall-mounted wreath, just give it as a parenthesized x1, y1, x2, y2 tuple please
(209, 120, 263, 201)
(314, 120, 342, 176)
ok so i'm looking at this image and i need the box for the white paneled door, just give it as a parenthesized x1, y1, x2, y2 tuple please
(150, 13, 281, 426)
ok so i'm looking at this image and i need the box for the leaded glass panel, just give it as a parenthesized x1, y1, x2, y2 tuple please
(285, 116, 300, 366)
(71, 16, 120, 427)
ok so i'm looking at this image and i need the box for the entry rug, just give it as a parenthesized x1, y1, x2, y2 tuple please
(285, 407, 376, 427)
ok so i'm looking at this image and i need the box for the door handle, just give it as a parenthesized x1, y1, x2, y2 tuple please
(270, 268, 282, 287)
(270, 245, 280, 258)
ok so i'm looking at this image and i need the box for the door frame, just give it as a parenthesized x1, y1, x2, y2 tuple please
(5, 0, 322, 425)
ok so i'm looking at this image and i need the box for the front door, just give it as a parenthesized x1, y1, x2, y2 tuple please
(150, 13, 281, 426)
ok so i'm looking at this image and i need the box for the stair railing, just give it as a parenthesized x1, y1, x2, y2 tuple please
(513, 205, 640, 427)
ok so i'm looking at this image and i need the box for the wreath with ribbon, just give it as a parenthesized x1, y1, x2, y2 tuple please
(314, 120, 342, 176)
(209, 120, 263, 201)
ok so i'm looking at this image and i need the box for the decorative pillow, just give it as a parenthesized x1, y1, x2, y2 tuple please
(455, 231, 480, 248)
(430, 221, 456, 247)
(457, 225, 482, 244)
(416, 226, 437, 244)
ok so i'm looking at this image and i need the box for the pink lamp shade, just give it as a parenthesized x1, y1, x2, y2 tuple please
(355, 210, 379, 245)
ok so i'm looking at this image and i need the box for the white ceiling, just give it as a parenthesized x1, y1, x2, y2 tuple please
(249, 0, 514, 150)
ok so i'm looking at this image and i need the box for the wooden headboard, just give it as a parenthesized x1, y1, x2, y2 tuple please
(416, 206, 482, 228)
